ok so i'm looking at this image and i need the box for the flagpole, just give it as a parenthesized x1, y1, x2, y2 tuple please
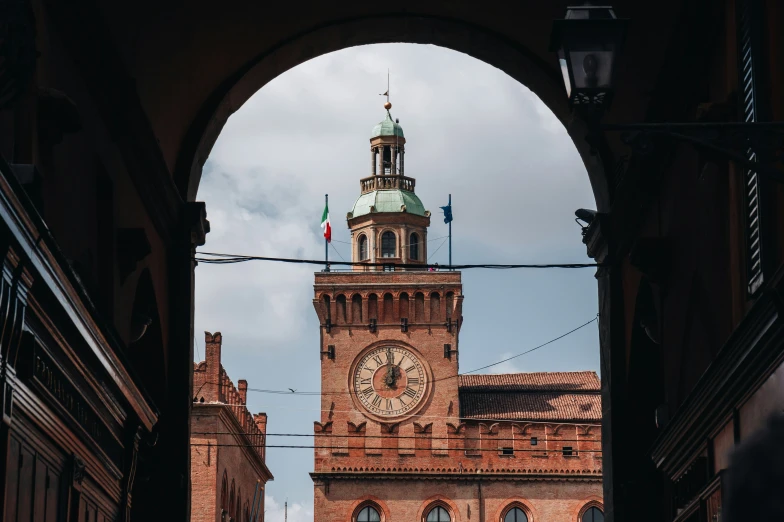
(448, 193, 452, 270)
(325, 193, 330, 272)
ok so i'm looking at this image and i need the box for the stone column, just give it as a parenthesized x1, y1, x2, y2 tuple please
(400, 150, 404, 175)
(370, 226, 377, 268)
(371, 148, 376, 176)
(401, 226, 408, 266)
(391, 146, 397, 175)
(158, 201, 210, 522)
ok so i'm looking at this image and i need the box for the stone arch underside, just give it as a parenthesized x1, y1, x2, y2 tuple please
(172, 14, 611, 210)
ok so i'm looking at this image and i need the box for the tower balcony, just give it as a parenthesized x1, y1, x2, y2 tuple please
(360, 174, 416, 194)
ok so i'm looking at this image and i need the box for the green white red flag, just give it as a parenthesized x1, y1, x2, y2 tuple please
(321, 203, 331, 243)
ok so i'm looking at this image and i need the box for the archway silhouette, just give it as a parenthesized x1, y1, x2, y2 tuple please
(174, 15, 610, 211)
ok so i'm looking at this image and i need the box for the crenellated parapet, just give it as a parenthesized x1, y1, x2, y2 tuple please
(312, 419, 602, 477)
(193, 331, 267, 460)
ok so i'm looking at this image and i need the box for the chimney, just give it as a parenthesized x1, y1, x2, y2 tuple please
(204, 331, 223, 402)
(254, 413, 268, 435)
(238, 380, 248, 405)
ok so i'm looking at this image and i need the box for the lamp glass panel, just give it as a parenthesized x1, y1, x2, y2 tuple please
(569, 50, 615, 90)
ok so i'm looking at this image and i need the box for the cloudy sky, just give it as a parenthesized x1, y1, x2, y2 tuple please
(194, 44, 599, 522)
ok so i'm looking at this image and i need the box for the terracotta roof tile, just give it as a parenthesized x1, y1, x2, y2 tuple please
(458, 371, 600, 392)
(459, 391, 602, 422)
(458, 372, 601, 422)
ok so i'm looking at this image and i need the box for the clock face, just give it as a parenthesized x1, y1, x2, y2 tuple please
(353, 345, 428, 418)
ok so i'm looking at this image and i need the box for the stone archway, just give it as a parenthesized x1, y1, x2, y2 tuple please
(173, 15, 611, 211)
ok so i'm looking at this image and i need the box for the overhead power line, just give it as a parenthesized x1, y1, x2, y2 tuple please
(192, 432, 599, 443)
(190, 442, 602, 453)
(193, 314, 599, 399)
(195, 251, 601, 270)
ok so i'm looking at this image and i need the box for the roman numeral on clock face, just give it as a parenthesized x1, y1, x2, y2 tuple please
(360, 377, 371, 385)
(385, 399, 393, 410)
(408, 377, 420, 386)
(405, 365, 416, 373)
(372, 395, 382, 407)
(361, 387, 374, 398)
(403, 387, 417, 398)
(373, 355, 384, 367)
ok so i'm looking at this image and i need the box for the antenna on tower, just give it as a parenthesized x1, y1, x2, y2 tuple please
(284, 499, 288, 522)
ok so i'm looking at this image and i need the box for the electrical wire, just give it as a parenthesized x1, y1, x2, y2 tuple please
(332, 235, 448, 249)
(193, 314, 599, 399)
(191, 433, 599, 443)
(189, 443, 602, 453)
(329, 242, 346, 262)
(192, 401, 602, 426)
(427, 237, 449, 263)
(195, 251, 601, 270)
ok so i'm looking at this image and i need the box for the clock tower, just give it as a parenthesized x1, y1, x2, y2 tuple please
(312, 100, 464, 464)
(311, 104, 603, 522)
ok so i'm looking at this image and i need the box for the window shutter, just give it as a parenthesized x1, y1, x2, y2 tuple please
(737, 0, 764, 295)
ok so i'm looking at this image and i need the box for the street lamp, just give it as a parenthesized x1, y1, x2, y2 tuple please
(550, 5, 784, 181)
(549, 5, 628, 110)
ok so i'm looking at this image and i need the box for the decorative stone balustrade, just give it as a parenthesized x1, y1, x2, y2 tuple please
(360, 175, 416, 194)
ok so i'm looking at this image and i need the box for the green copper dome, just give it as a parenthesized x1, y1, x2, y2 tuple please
(350, 189, 426, 219)
(371, 111, 405, 139)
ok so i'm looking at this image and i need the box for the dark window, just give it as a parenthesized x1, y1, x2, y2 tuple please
(582, 506, 604, 522)
(358, 235, 368, 260)
(427, 506, 450, 522)
(503, 507, 528, 522)
(410, 232, 419, 260)
(563, 446, 575, 457)
(501, 447, 514, 456)
(530, 437, 538, 446)
(381, 231, 396, 258)
(383, 146, 391, 174)
(357, 506, 381, 522)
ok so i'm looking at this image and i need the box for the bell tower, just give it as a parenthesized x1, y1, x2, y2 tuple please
(312, 102, 464, 485)
(348, 101, 431, 269)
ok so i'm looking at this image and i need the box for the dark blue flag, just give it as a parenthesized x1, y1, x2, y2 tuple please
(440, 204, 453, 224)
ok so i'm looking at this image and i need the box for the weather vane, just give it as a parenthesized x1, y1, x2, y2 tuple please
(380, 69, 391, 110)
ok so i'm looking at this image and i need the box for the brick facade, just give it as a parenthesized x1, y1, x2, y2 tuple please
(311, 111, 602, 522)
(192, 332, 273, 522)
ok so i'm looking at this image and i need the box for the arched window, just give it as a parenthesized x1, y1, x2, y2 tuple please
(220, 471, 228, 512)
(381, 231, 396, 258)
(409, 232, 419, 260)
(357, 506, 381, 522)
(504, 507, 528, 522)
(229, 480, 236, 518)
(358, 235, 368, 260)
(427, 506, 451, 522)
(582, 507, 604, 522)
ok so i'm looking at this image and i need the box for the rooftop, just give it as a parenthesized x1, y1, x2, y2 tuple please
(458, 372, 601, 422)
(458, 371, 601, 392)
(371, 110, 405, 139)
(349, 188, 427, 219)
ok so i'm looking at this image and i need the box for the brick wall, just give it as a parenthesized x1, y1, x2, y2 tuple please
(192, 332, 273, 522)
(312, 270, 602, 522)
(314, 478, 602, 522)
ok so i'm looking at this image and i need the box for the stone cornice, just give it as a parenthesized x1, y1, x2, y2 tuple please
(310, 471, 602, 482)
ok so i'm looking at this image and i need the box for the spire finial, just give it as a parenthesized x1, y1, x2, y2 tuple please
(381, 69, 392, 110)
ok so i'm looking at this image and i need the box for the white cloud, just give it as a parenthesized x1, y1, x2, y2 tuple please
(194, 42, 599, 507)
(264, 495, 313, 522)
(484, 352, 524, 375)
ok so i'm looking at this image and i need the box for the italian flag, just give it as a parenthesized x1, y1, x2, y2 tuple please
(321, 203, 332, 243)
